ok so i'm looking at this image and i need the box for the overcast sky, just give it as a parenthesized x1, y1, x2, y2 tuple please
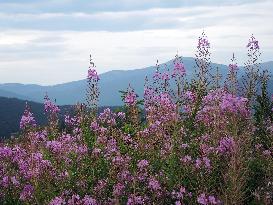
(0, 0, 272, 85)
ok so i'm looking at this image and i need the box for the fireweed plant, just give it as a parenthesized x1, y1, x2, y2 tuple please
(0, 33, 273, 205)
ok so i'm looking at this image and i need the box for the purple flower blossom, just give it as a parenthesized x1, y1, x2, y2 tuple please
(20, 104, 36, 130)
(2, 176, 9, 188)
(127, 194, 146, 205)
(172, 62, 186, 78)
(82, 195, 98, 205)
(181, 143, 189, 149)
(184, 91, 196, 102)
(113, 182, 125, 197)
(65, 115, 80, 127)
(125, 89, 137, 106)
(117, 111, 126, 119)
(49, 196, 65, 205)
(246, 35, 259, 50)
(11, 176, 20, 186)
(161, 72, 170, 81)
(148, 177, 161, 191)
(137, 159, 149, 169)
(228, 63, 239, 72)
(20, 184, 34, 201)
(203, 157, 211, 169)
(217, 136, 235, 154)
(263, 150, 271, 156)
(198, 36, 210, 49)
(87, 68, 99, 81)
(208, 196, 217, 204)
(181, 155, 192, 164)
(44, 95, 60, 114)
(197, 193, 221, 205)
(197, 193, 208, 204)
(195, 158, 202, 169)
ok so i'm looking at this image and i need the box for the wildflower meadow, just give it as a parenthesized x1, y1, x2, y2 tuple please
(0, 33, 272, 205)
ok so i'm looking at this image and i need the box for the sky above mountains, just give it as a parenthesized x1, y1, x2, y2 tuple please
(0, 0, 272, 85)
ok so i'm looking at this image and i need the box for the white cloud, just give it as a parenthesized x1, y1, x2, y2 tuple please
(0, 0, 272, 85)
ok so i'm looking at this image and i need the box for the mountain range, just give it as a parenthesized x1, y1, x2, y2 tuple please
(0, 57, 272, 106)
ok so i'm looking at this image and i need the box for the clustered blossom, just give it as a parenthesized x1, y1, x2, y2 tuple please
(87, 68, 99, 81)
(217, 136, 235, 155)
(195, 157, 211, 170)
(145, 92, 178, 124)
(124, 88, 137, 106)
(46, 134, 88, 159)
(228, 63, 239, 72)
(172, 186, 192, 204)
(197, 193, 221, 204)
(65, 115, 81, 127)
(161, 72, 170, 81)
(44, 95, 60, 114)
(20, 184, 34, 201)
(172, 62, 186, 78)
(49, 194, 98, 205)
(247, 35, 259, 50)
(183, 90, 197, 113)
(196, 89, 250, 125)
(20, 105, 36, 130)
(198, 36, 210, 49)
(137, 159, 149, 169)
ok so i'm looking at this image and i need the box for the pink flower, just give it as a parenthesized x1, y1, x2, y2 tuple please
(197, 193, 208, 204)
(49, 196, 65, 205)
(198, 36, 210, 49)
(172, 62, 186, 78)
(125, 90, 137, 106)
(161, 72, 170, 81)
(20, 184, 34, 201)
(195, 158, 202, 169)
(217, 136, 235, 154)
(228, 63, 239, 72)
(148, 177, 161, 191)
(44, 95, 60, 114)
(263, 150, 271, 156)
(113, 183, 125, 197)
(87, 68, 99, 81)
(203, 157, 211, 169)
(20, 104, 36, 130)
(137, 159, 149, 169)
(246, 35, 259, 50)
(181, 155, 192, 163)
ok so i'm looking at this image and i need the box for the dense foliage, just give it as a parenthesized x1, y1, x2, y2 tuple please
(0, 33, 272, 205)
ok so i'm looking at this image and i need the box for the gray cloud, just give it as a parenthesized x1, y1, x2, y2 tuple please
(0, 0, 263, 13)
(0, 5, 269, 32)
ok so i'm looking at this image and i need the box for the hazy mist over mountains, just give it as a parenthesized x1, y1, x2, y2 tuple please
(0, 57, 272, 106)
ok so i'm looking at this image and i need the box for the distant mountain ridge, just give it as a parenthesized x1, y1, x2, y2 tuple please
(0, 57, 272, 106)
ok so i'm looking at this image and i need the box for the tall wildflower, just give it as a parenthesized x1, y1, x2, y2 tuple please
(44, 94, 60, 133)
(171, 54, 186, 111)
(226, 53, 239, 95)
(152, 60, 171, 94)
(242, 35, 261, 105)
(20, 103, 36, 130)
(194, 31, 211, 93)
(124, 85, 139, 125)
(211, 66, 222, 90)
(253, 70, 273, 148)
(86, 54, 100, 115)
